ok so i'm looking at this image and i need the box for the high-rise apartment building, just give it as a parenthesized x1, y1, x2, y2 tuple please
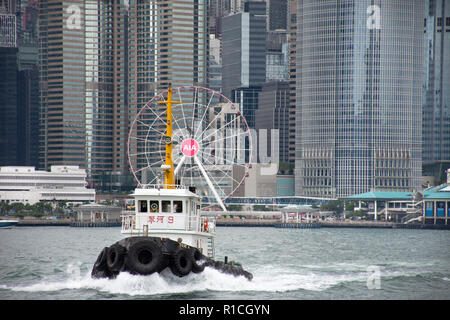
(127, 0, 208, 96)
(287, 0, 296, 164)
(39, 0, 130, 190)
(127, 0, 209, 183)
(295, 0, 424, 198)
(423, 0, 450, 178)
(38, 0, 209, 191)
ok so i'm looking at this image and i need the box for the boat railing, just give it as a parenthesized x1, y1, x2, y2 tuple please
(121, 212, 152, 235)
(200, 215, 216, 235)
(121, 213, 133, 233)
(138, 183, 189, 190)
(187, 214, 199, 232)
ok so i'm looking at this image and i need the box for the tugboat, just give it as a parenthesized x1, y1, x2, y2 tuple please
(91, 86, 252, 281)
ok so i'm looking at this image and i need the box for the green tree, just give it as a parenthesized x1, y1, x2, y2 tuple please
(10, 202, 25, 214)
(253, 205, 273, 211)
(320, 199, 344, 214)
(226, 205, 243, 211)
(33, 202, 52, 215)
(0, 202, 10, 215)
(345, 201, 356, 211)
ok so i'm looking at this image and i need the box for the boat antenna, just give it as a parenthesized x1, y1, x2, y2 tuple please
(158, 84, 182, 189)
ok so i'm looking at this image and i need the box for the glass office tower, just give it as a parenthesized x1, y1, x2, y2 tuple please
(127, 0, 209, 182)
(295, 0, 424, 198)
(39, 0, 208, 190)
(39, 0, 129, 188)
(423, 0, 450, 172)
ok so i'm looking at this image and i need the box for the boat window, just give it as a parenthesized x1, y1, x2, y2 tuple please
(162, 200, 171, 213)
(149, 200, 159, 213)
(173, 200, 183, 213)
(138, 200, 148, 213)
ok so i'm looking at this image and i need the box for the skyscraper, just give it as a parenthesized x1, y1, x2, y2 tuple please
(209, 34, 222, 93)
(287, 0, 296, 164)
(38, 0, 209, 191)
(0, 1, 18, 166)
(39, 0, 130, 189)
(0, 0, 39, 167)
(17, 0, 39, 167)
(222, 0, 266, 128)
(266, 0, 288, 31)
(422, 0, 450, 180)
(266, 30, 289, 81)
(126, 0, 209, 184)
(0, 46, 18, 166)
(295, 0, 424, 198)
(255, 80, 290, 163)
(127, 0, 208, 96)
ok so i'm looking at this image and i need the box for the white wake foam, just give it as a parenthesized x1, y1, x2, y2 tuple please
(4, 264, 371, 296)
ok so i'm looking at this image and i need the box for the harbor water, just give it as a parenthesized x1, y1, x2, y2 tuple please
(0, 226, 449, 300)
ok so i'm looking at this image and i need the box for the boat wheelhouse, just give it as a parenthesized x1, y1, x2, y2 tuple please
(121, 185, 215, 258)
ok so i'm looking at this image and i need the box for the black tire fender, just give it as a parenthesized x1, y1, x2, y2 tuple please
(93, 247, 108, 270)
(190, 248, 205, 273)
(169, 247, 193, 277)
(125, 240, 162, 275)
(106, 244, 126, 272)
(92, 247, 112, 278)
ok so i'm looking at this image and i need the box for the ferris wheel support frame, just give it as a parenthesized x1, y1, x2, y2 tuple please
(128, 85, 252, 212)
(194, 155, 227, 211)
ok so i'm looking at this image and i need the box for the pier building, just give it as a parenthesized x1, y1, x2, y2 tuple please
(0, 166, 95, 204)
(346, 169, 450, 226)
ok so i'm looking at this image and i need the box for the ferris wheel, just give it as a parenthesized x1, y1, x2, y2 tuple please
(127, 86, 253, 210)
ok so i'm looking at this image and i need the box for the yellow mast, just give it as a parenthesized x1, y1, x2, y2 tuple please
(158, 85, 181, 189)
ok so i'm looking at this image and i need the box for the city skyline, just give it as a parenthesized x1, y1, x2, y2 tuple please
(0, 0, 449, 199)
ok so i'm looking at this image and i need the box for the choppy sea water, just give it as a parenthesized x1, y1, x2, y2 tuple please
(0, 226, 449, 300)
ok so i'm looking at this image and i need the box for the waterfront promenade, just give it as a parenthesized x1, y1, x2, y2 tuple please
(8, 218, 119, 227)
(215, 218, 450, 230)
(4, 217, 449, 230)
